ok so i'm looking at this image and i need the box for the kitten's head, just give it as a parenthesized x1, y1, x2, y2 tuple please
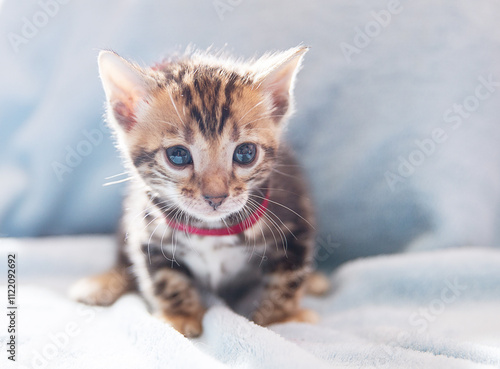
(99, 46, 307, 222)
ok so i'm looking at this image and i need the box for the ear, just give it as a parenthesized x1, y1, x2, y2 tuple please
(258, 46, 309, 122)
(98, 50, 151, 132)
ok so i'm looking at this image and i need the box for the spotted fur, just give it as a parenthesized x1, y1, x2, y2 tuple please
(70, 46, 322, 337)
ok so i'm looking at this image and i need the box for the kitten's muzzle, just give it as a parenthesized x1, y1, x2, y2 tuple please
(203, 194, 228, 210)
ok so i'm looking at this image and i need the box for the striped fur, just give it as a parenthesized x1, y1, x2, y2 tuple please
(70, 46, 322, 337)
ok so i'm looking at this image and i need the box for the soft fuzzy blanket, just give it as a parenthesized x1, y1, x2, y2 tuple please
(1, 236, 499, 368)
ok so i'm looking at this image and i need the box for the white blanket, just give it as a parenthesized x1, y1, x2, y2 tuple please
(1, 237, 500, 368)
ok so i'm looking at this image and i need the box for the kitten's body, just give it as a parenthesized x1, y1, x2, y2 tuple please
(70, 46, 325, 337)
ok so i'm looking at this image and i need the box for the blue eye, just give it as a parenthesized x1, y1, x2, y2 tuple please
(166, 146, 192, 166)
(233, 143, 256, 165)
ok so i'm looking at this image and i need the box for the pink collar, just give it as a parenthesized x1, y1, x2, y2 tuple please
(167, 192, 270, 236)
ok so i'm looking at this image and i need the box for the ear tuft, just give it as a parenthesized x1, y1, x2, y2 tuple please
(98, 50, 150, 131)
(258, 46, 309, 122)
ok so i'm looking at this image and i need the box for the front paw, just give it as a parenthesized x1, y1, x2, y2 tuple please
(279, 308, 319, 324)
(252, 308, 319, 326)
(69, 268, 130, 306)
(156, 310, 206, 338)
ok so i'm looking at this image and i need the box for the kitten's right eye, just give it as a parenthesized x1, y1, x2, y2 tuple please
(166, 146, 193, 167)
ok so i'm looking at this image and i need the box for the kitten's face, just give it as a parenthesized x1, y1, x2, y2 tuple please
(130, 80, 280, 221)
(99, 47, 306, 222)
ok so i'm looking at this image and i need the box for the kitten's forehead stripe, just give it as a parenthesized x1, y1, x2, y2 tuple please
(163, 64, 251, 140)
(219, 104, 231, 136)
(190, 106, 205, 135)
(212, 78, 221, 102)
(182, 85, 192, 106)
(224, 74, 237, 101)
(211, 79, 222, 131)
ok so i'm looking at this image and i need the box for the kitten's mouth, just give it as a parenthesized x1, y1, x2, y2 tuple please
(171, 193, 251, 223)
(184, 200, 244, 222)
(164, 192, 270, 236)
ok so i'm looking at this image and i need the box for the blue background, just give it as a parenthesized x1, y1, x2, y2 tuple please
(1, 0, 499, 268)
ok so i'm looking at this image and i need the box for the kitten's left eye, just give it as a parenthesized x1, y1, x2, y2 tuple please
(166, 146, 193, 166)
(233, 143, 257, 165)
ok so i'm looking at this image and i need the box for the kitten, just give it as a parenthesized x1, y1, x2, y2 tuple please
(70, 46, 328, 337)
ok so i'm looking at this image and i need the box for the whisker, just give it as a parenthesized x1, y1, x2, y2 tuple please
(235, 205, 251, 249)
(240, 114, 286, 129)
(141, 202, 177, 234)
(237, 200, 264, 262)
(159, 227, 176, 265)
(150, 118, 178, 128)
(103, 177, 133, 186)
(169, 91, 187, 128)
(249, 197, 296, 242)
(235, 100, 264, 125)
(168, 202, 202, 259)
(181, 206, 194, 248)
(270, 164, 302, 168)
(258, 187, 303, 197)
(240, 202, 259, 258)
(105, 171, 130, 180)
(247, 198, 288, 254)
(247, 202, 272, 265)
(270, 168, 296, 179)
(248, 194, 315, 230)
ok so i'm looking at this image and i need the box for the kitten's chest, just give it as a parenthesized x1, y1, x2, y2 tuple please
(177, 234, 258, 290)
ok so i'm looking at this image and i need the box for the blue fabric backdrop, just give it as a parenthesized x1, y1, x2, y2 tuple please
(1, 0, 499, 268)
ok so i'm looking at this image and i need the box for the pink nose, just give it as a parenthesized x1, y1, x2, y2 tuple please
(203, 194, 228, 210)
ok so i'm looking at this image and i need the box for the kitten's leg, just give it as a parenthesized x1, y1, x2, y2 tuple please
(134, 243, 206, 338)
(69, 264, 134, 306)
(304, 271, 330, 296)
(148, 268, 206, 338)
(252, 268, 319, 326)
(69, 230, 135, 306)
